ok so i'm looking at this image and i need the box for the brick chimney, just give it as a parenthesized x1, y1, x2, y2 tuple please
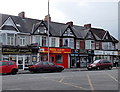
(66, 21, 73, 26)
(44, 15, 51, 22)
(18, 11, 25, 18)
(84, 24, 91, 28)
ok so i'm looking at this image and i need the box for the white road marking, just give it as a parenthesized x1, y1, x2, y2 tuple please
(87, 74, 94, 91)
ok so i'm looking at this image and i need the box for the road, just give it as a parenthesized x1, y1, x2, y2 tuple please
(1, 69, 119, 91)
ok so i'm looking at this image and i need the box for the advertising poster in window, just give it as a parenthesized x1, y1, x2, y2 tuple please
(32, 56, 37, 62)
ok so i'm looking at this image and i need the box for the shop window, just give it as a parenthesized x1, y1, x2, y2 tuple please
(41, 54, 48, 61)
(56, 55, 63, 64)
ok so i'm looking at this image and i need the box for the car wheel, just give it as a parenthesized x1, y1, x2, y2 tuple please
(11, 69, 17, 75)
(108, 66, 112, 70)
(96, 66, 100, 70)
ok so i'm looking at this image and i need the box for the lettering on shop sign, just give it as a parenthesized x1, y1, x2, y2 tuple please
(2, 48, 32, 54)
(40, 47, 71, 54)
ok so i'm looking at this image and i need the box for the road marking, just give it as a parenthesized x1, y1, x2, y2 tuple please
(87, 74, 94, 91)
(107, 73, 119, 84)
(44, 76, 88, 90)
(59, 77, 64, 82)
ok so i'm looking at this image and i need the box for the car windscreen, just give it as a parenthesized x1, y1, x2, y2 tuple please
(0, 62, 7, 66)
(93, 60, 100, 64)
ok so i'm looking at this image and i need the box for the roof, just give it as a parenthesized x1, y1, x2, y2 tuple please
(0, 13, 118, 42)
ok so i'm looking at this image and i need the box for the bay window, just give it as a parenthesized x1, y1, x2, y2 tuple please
(19, 37, 26, 46)
(76, 40, 80, 49)
(42, 36, 47, 46)
(63, 38, 74, 49)
(51, 38, 56, 47)
(102, 42, 115, 50)
(85, 40, 95, 49)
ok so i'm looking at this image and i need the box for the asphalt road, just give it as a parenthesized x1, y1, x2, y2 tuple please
(1, 69, 119, 91)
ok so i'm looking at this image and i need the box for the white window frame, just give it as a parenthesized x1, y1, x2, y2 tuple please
(63, 38, 74, 49)
(42, 36, 47, 46)
(19, 37, 26, 46)
(6, 33, 15, 45)
(51, 38, 56, 47)
(76, 40, 80, 49)
(85, 40, 95, 49)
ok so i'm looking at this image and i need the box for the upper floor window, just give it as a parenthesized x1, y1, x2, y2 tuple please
(76, 40, 80, 49)
(96, 42, 100, 49)
(42, 36, 47, 46)
(37, 26, 47, 34)
(63, 28, 74, 37)
(63, 38, 74, 49)
(85, 40, 95, 49)
(51, 38, 56, 47)
(7, 33, 15, 45)
(19, 37, 26, 46)
(102, 42, 115, 50)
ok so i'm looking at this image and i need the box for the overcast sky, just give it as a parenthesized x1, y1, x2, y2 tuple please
(0, 0, 119, 39)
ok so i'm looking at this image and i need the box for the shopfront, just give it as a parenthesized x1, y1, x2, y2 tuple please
(94, 50, 118, 63)
(39, 47, 71, 68)
(70, 49, 89, 68)
(2, 46, 39, 70)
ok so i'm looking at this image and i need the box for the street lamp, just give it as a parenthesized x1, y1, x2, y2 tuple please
(47, 0, 50, 62)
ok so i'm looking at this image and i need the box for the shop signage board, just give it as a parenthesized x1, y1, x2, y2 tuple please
(94, 50, 118, 55)
(2, 47, 34, 54)
(39, 47, 71, 54)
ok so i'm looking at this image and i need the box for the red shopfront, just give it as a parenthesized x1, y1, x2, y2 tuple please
(39, 47, 71, 68)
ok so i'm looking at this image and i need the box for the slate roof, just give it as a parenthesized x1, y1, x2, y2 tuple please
(0, 13, 40, 33)
(0, 13, 118, 43)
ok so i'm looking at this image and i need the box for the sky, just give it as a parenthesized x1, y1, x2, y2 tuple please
(0, 0, 119, 39)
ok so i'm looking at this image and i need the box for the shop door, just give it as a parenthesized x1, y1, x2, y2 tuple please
(50, 55, 55, 63)
(18, 56, 24, 70)
(70, 57, 76, 68)
(76, 57, 80, 68)
(24, 55, 30, 69)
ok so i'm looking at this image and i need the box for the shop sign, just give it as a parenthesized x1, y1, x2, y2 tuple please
(39, 47, 71, 54)
(94, 50, 118, 55)
(2, 48, 33, 54)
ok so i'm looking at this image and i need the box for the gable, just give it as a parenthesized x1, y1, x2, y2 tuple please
(102, 31, 113, 41)
(0, 17, 19, 32)
(62, 26, 75, 37)
(85, 30, 95, 40)
(32, 21, 51, 35)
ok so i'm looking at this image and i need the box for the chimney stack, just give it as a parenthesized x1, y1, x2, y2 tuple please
(44, 15, 51, 22)
(66, 21, 73, 26)
(84, 24, 91, 28)
(18, 11, 25, 18)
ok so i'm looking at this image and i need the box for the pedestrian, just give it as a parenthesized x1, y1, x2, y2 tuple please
(114, 58, 119, 67)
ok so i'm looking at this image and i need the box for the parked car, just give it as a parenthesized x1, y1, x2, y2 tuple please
(0, 61, 18, 74)
(28, 61, 64, 73)
(87, 59, 113, 70)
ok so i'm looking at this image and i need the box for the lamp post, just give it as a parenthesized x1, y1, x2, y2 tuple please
(47, 0, 50, 62)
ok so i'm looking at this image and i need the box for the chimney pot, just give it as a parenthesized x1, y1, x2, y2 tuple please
(66, 21, 73, 26)
(18, 11, 25, 18)
(44, 15, 51, 22)
(84, 24, 91, 28)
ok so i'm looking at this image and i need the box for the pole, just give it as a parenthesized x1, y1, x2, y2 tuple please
(47, 0, 50, 62)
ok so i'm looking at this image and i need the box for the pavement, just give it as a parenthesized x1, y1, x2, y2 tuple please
(18, 67, 120, 74)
